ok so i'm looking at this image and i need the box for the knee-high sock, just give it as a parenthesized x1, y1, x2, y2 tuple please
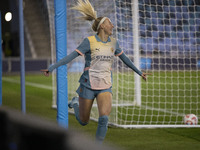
(73, 104, 87, 126)
(96, 115, 109, 143)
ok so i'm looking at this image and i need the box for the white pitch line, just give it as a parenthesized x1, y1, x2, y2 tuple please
(140, 105, 185, 116)
(2, 77, 52, 90)
(3, 77, 184, 116)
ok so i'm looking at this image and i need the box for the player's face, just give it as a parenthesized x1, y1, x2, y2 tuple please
(102, 18, 114, 36)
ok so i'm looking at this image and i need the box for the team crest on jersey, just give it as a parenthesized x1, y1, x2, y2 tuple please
(111, 47, 114, 53)
(95, 48, 100, 51)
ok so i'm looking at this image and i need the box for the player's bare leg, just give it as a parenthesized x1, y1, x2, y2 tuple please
(69, 96, 94, 126)
(95, 92, 112, 143)
(79, 97, 94, 123)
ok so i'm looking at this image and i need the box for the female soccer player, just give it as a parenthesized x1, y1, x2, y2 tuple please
(42, 0, 150, 143)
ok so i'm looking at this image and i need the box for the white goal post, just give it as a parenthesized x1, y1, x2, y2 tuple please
(132, 0, 141, 107)
(46, 0, 200, 128)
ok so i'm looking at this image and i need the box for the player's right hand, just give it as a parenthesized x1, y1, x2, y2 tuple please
(41, 69, 50, 77)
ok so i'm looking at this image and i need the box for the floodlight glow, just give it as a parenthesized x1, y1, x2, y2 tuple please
(5, 12, 12, 22)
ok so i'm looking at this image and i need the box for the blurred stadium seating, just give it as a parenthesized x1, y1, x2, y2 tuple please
(22, 0, 200, 58)
(115, 0, 200, 55)
(3, 0, 199, 73)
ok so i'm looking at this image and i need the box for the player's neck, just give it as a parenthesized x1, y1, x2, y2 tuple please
(97, 31, 109, 42)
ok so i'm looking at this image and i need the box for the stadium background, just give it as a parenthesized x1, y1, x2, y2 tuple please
(1, 0, 200, 73)
(1, 0, 200, 149)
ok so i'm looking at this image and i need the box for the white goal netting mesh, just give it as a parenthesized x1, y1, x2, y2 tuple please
(47, 0, 200, 128)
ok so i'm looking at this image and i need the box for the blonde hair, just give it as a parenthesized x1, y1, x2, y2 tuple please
(71, 0, 104, 32)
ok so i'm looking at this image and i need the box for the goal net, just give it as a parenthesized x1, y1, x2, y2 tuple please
(47, 0, 200, 128)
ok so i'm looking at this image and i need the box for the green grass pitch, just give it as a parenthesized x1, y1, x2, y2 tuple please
(2, 73, 200, 150)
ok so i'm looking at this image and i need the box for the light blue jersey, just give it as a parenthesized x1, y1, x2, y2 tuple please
(48, 34, 142, 90)
(76, 34, 123, 90)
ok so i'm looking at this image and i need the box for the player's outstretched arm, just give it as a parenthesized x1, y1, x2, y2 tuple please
(41, 51, 79, 77)
(119, 53, 151, 81)
(119, 52, 142, 76)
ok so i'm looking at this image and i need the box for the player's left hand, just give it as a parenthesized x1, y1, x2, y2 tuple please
(141, 73, 151, 81)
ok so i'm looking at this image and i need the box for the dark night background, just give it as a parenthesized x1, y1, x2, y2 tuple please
(0, 0, 19, 57)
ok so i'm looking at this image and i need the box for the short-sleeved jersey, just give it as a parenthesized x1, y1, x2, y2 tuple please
(75, 34, 123, 90)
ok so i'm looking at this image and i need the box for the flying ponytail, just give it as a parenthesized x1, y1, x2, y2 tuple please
(71, 0, 106, 32)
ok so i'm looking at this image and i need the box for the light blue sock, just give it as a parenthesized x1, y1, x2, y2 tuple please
(96, 115, 109, 143)
(73, 104, 88, 126)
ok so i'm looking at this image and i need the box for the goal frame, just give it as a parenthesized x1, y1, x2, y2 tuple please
(48, 0, 200, 128)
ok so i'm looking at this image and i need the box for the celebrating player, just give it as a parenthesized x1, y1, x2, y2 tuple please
(42, 0, 150, 143)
